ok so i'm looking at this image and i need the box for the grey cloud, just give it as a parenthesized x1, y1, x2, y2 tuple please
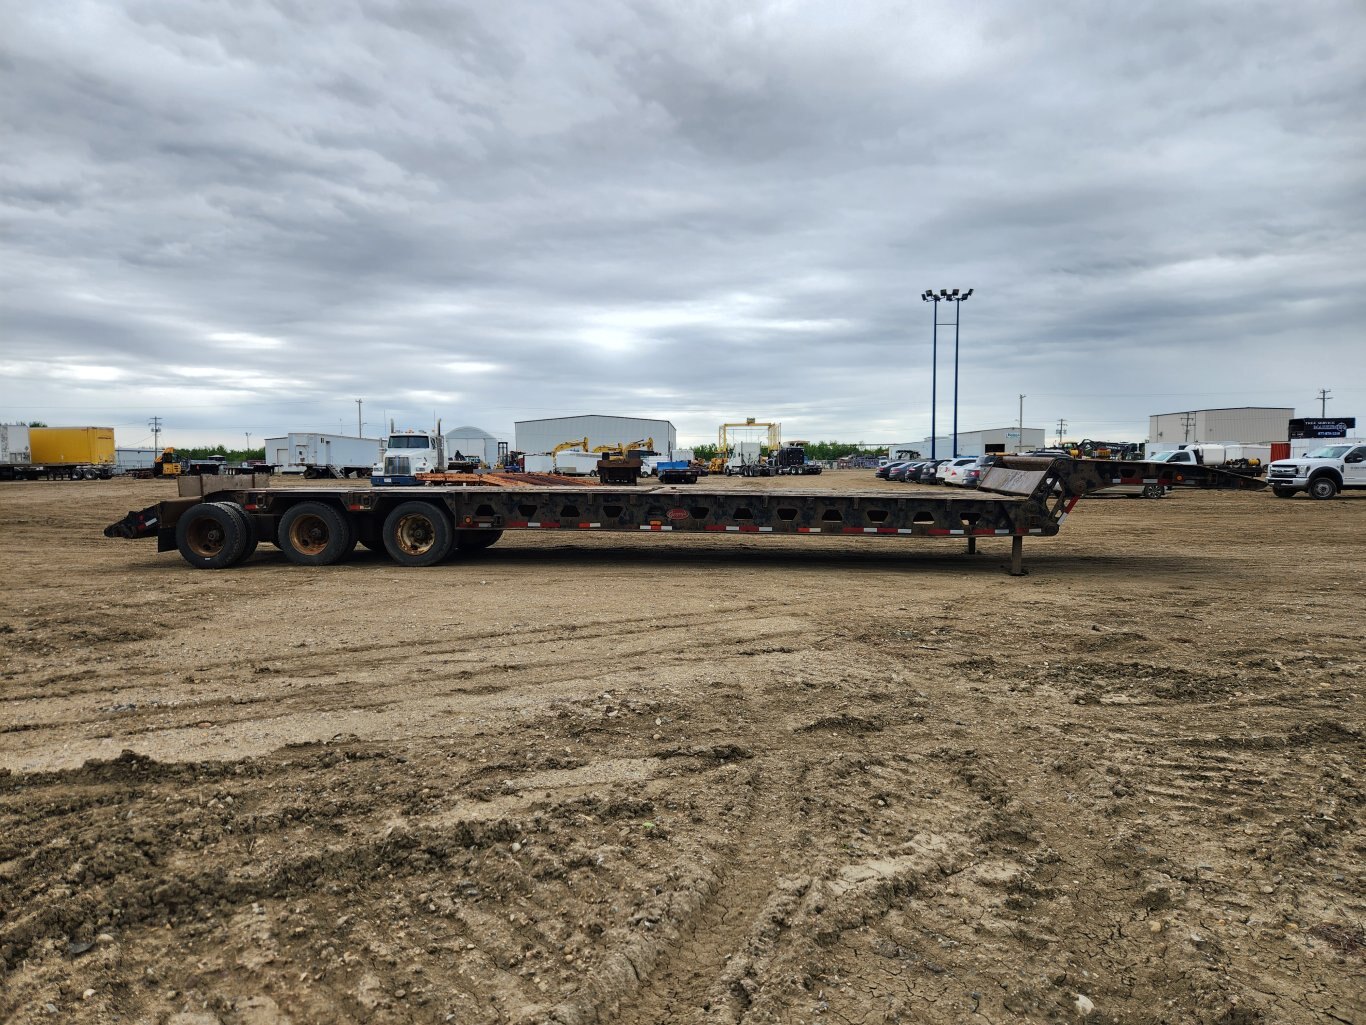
(2, 0, 1363, 447)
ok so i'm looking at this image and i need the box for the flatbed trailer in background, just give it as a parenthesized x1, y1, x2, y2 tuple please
(104, 456, 1265, 575)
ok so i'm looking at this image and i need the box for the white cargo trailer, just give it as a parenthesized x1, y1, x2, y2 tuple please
(278, 433, 382, 478)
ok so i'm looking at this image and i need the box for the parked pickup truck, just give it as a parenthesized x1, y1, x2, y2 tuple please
(1266, 443, 1366, 499)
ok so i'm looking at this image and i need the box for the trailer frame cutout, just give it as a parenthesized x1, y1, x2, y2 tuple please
(104, 456, 1264, 575)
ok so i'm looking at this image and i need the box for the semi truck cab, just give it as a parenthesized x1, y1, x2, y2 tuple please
(374, 430, 446, 486)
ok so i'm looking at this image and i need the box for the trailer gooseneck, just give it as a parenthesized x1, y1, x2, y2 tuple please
(104, 456, 1264, 576)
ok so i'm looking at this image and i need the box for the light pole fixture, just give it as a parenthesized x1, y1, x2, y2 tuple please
(923, 288, 973, 458)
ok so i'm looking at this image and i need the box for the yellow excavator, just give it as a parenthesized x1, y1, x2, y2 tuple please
(592, 437, 654, 457)
(551, 437, 591, 456)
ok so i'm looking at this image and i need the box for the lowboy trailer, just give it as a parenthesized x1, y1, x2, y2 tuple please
(104, 456, 1264, 575)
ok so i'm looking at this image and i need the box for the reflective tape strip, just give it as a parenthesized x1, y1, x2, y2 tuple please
(540, 522, 561, 529)
(639, 525, 673, 531)
(507, 520, 529, 528)
(577, 522, 601, 529)
(796, 527, 822, 533)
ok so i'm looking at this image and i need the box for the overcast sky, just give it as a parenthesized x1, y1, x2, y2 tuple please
(3, 0, 1363, 449)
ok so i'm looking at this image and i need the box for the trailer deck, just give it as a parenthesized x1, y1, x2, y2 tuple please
(104, 456, 1266, 574)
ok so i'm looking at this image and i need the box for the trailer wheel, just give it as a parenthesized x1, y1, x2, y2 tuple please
(1271, 485, 1297, 499)
(210, 501, 258, 563)
(383, 501, 453, 567)
(1307, 475, 1339, 500)
(355, 517, 382, 551)
(175, 502, 249, 570)
(455, 529, 502, 553)
(278, 501, 356, 565)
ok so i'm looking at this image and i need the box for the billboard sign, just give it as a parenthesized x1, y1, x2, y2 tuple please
(1289, 417, 1356, 439)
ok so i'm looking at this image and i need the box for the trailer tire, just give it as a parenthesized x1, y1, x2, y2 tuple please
(1271, 485, 1298, 499)
(1307, 475, 1339, 500)
(175, 502, 249, 569)
(355, 518, 382, 551)
(455, 529, 502, 553)
(210, 502, 258, 563)
(383, 501, 453, 567)
(278, 501, 356, 565)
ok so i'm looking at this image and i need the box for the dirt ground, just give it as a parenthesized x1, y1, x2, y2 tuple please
(1, 472, 1362, 1025)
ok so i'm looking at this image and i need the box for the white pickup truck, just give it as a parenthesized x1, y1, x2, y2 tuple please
(1266, 443, 1366, 499)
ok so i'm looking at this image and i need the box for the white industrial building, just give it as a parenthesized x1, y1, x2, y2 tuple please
(443, 425, 503, 466)
(515, 414, 678, 456)
(889, 427, 1046, 460)
(1149, 407, 1292, 446)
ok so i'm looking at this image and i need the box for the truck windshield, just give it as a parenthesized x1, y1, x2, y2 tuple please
(1149, 451, 1190, 463)
(1305, 445, 1351, 458)
(388, 436, 432, 449)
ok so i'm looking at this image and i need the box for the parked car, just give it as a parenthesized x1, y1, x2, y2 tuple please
(876, 461, 910, 480)
(938, 457, 979, 485)
(912, 459, 947, 483)
(887, 461, 923, 482)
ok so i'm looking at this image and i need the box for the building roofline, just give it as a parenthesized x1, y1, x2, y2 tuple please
(1150, 407, 1293, 416)
(514, 414, 676, 428)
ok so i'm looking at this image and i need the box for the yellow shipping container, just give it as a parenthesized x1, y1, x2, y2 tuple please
(29, 427, 116, 465)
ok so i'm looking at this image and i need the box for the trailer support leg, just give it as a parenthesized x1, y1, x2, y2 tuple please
(966, 535, 977, 555)
(1009, 535, 1026, 576)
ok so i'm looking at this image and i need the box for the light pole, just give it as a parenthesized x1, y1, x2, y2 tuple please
(923, 288, 973, 457)
(921, 291, 942, 459)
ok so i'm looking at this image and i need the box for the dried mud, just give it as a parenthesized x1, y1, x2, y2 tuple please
(1, 475, 1362, 1025)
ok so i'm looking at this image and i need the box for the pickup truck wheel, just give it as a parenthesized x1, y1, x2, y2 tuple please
(210, 502, 258, 564)
(278, 501, 356, 565)
(1142, 484, 1165, 499)
(1307, 476, 1339, 500)
(383, 501, 453, 566)
(1271, 485, 1298, 499)
(455, 528, 502, 553)
(175, 502, 249, 569)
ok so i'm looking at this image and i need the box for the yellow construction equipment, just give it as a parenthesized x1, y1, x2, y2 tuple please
(717, 418, 781, 454)
(592, 437, 654, 456)
(551, 437, 591, 456)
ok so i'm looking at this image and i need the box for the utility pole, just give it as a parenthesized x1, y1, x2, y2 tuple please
(1018, 394, 1025, 452)
(1181, 411, 1197, 442)
(1317, 388, 1331, 417)
(1055, 418, 1067, 448)
(356, 399, 363, 436)
(245, 432, 251, 452)
(149, 416, 162, 450)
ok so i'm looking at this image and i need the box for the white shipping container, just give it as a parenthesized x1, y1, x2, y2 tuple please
(1, 424, 31, 464)
(524, 454, 556, 474)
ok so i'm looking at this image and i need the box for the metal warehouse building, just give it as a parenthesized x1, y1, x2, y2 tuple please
(1149, 407, 1292, 446)
(515, 415, 678, 456)
(887, 427, 1046, 460)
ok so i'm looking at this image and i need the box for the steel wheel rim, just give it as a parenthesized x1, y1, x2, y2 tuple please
(186, 518, 225, 557)
(288, 514, 330, 556)
(395, 513, 436, 555)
